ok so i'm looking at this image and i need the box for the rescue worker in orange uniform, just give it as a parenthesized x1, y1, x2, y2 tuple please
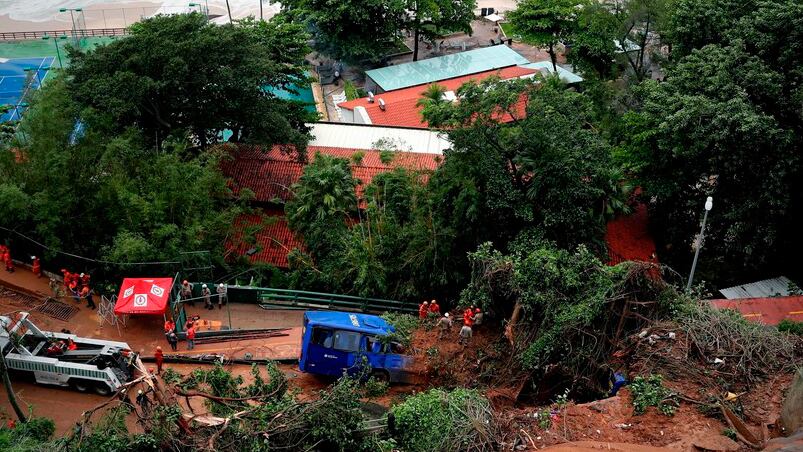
(428, 299, 440, 315)
(80, 272, 90, 288)
(67, 339, 78, 351)
(418, 301, 429, 319)
(154, 346, 164, 374)
(3, 249, 13, 273)
(31, 256, 41, 277)
(463, 305, 475, 327)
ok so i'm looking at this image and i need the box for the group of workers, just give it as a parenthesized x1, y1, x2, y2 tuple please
(46, 338, 79, 355)
(180, 280, 227, 310)
(420, 300, 484, 347)
(60, 268, 96, 309)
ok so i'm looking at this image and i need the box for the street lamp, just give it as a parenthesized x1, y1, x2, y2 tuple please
(686, 196, 713, 291)
(42, 35, 68, 69)
(58, 7, 83, 45)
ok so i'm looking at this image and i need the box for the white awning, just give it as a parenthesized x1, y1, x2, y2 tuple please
(485, 13, 504, 22)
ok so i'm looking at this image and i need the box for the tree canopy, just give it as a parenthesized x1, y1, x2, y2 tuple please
(66, 13, 316, 150)
(508, 0, 585, 72)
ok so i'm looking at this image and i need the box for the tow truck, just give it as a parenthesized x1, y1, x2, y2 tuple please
(0, 312, 138, 395)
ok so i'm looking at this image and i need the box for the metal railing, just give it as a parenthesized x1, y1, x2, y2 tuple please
(255, 287, 417, 314)
(0, 28, 129, 41)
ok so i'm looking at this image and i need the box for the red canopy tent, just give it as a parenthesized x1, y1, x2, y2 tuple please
(114, 277, 174, 315)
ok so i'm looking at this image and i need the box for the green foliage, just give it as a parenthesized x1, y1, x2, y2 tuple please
(425, 77, 627, 257)
(160, 367, 183, 386)
(66, 13, 314, 150)
(344, 80, 360, 101)
(630, 374, 677, 416)
(381, 312, 419, 347)
(351, 150, 366, 165)
(508, 0, 586, 70)
(461, 237, 671, 394)
(390, 388, 497, 452)
(1, 76, 246, 269)
(0, 417, 55, 451)
(778, 320, 803, 336)
(362, 376, 390, 397)
(723, 428, 737, 441)
(620, 40, 801, 280)
(568, 3, 618, 79)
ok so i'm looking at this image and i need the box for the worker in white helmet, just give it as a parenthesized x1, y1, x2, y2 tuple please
(216, 283, 227, 309)
(202, 284, 212, 310)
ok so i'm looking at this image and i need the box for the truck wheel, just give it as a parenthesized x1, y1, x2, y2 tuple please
(94, 383, 112, 396)
(371, 370, 390, 384)
(71, 380, 90, 393)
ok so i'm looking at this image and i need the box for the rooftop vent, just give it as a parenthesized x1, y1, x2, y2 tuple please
(378, 98, 386, 111)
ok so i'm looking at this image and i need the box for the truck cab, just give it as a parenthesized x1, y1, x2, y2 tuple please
(299, 311, 413, 383)
(0, 312, 137, 395)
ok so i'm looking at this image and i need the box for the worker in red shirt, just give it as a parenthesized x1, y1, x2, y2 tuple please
(418, 301, 429, 320)
(31, 256, 41, 278)
(164, 319, 175, 333)
(80, 273, 90, 288)
(463, 305, 475, 327)
(429, 299, 440, 315)
(61, 269, 73, 291)
(186, 326, 196, 350)
(154, 346, 164, 374)
(67, 339, 78, 351)
(3, 249, 13, 273)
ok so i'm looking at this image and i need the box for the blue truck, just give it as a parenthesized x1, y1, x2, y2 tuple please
(299, 311, 414, 383)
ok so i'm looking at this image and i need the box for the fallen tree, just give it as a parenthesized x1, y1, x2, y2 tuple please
(459, 234, 680, 399)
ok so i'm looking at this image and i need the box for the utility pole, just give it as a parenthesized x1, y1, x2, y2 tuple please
(259, 0, 263, 21)
(225, 0, 233, 23)
(686, 196, 713, 291)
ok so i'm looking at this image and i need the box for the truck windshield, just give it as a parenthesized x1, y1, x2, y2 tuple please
(311, 327, 333, 348)
(332, 330, 361, 352)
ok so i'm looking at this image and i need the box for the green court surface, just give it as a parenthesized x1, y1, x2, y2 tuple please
(0, 37, 119, 67)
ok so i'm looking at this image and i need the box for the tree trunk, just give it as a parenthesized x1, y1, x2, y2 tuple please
(225, 0, 233, 23)
(505, 301, 523, 346)
(413, 20, 420, 62)
(548, 42, 557, 73)
(0, 353, 27, 423)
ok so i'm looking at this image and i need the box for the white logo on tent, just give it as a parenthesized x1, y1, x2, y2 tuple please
(150, 284, 164, 297)
(124, 286, 134, 298)
(133, 294, 148, 307)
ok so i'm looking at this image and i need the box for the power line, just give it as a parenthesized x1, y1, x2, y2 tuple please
(0, 226, 181, 266)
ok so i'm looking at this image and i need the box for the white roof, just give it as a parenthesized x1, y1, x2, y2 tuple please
(718, 276, 794, 299)
(614, 39, 641, 53)
(519, 62, 584, 84)
(307, 122, 451, 155)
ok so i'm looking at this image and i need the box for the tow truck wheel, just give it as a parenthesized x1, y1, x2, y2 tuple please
(94, 383, 112, 396)
(71, 380, 90, 393)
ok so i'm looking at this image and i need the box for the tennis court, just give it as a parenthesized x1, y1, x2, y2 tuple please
(0, 56, 54, 122)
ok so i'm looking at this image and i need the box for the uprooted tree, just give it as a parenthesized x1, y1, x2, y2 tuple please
(460, 233, 673, 398)
(459, 231, 803, 400)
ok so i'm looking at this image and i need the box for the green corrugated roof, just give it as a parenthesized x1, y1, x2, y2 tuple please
(520, 62, 584, 84)
(366, 46, 530, 91)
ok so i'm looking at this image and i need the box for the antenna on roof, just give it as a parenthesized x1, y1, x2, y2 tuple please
(367, 91, 375, 103)
(378, 98, 386, 111)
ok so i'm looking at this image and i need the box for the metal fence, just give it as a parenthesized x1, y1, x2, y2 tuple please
(0, 28, 129, 41)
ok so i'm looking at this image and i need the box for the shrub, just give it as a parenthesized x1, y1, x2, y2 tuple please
(630, 375, 677, 416)
(390, 388, 498, 452)
(344, 80, 360, 101)
(778, 319, 803, 335)
(351, 150, 365, 165)
(363, 376, 389, 397)
(381, 312, 419, 348)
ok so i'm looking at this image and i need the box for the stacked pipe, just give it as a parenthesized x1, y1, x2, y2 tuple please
(192, 328, 290, 345)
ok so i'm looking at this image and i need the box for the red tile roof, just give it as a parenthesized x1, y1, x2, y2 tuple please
(221, 144, 441, 203)
(709, 296, 803, 326)
(228, 211, 301, 269)
(605, 202, 658, 265)
(339, 66, 540, 128)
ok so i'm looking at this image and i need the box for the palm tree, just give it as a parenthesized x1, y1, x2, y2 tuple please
(415, 83, 448, 109)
